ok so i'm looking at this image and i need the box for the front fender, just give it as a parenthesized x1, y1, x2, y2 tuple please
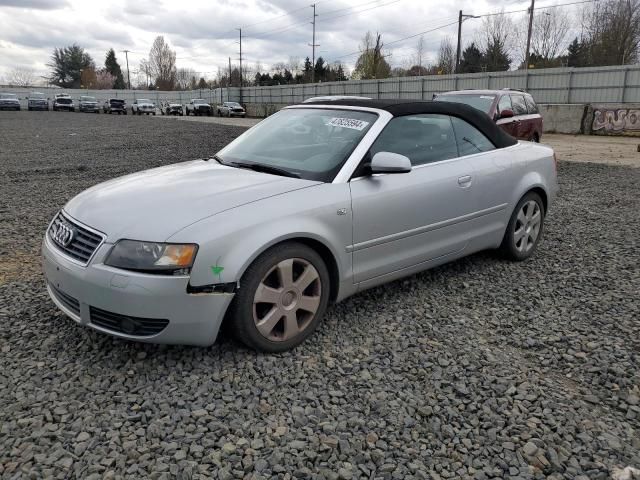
(168, 183, 354, 292)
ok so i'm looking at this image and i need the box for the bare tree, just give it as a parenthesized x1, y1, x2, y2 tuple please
(353, 31, 391, 79)
(437, 37, 456, 74)
(515, 8, 570, 67)
(138, 60, 151, 88)
(288, 56, 300, 76)
(148, 36, 177, 90)
(176, 67, 196, 90)
(80, 67, 97, 88)
(8, 66, 36, 87)
(94, 70, 116, 89)
(477, 10, 513, 70)
(581, 0, 640, 65)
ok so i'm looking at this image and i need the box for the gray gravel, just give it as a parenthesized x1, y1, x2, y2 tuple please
(1, 111, 639, 479)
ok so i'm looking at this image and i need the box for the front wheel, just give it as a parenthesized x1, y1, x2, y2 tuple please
(228, 242, 330, 352)
(500, 192, 545, 261)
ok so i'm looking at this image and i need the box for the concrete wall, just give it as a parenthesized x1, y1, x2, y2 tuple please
(587, 104, 640, 136)
(538, 104, 588, 134)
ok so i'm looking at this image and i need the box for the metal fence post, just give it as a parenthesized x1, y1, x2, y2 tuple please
(525, 69, 529, 92)
(621, 67, 629, 103)
(567, 69, 573, 104)
(421, 78, 425, 100)
(376, 80, 380, 99)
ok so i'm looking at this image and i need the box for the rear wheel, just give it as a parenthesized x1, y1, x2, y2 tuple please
(532, 133, 540, 143)
(500, 192, 545, 261)
(228, 242, 330, 352)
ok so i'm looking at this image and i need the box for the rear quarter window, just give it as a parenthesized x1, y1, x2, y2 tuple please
(524, 95, 539, 114)
(510, 95, 528, 115)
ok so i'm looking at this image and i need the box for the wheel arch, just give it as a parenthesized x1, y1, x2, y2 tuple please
(527, 186, 548, 213)
(238, 235, 341, 303)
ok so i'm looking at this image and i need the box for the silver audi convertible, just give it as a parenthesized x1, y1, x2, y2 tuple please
(43, 98, 558, 352)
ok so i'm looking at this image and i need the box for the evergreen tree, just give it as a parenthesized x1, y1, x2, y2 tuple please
(483, 39, 510, 71)
(302, 57, 313, 82)
(314, 57, 326, 82)
(458, 43, 483, 73)
(567, 37, 587, 67)
(48, 44, 95, 88)
(105, 48, 125, 89)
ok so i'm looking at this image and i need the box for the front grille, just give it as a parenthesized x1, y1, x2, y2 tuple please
(48, 212, 104, 265)
(90, 307, 169, 337)
(49, 283, 80, 316)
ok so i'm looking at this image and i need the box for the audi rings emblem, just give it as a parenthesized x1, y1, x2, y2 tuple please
(51, 221, 75, 247)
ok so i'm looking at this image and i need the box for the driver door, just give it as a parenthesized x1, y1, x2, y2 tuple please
(350, 114, 477, 285)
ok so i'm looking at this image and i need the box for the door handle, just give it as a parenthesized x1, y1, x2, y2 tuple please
(458, 175, 472, 187)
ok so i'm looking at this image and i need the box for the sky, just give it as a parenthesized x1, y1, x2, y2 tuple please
(0, 0, 581, 84)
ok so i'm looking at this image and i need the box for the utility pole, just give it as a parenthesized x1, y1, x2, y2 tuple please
(228, 57, 232, 102)
(455, 11, 480, 73)
(237, 27, 243, 105)
(309, 4, 319, 83)
(122, 49, 131, 89)
(525, 0, 535, 70)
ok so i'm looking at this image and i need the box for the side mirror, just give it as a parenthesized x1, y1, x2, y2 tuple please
(499, 109, 514, 119)
(370, 151, 412, 174)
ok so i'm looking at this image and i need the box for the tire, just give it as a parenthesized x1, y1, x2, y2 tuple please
(500, 191, 545, 261)
(532, 133, 540, 143)
(228, 242, 331, 352)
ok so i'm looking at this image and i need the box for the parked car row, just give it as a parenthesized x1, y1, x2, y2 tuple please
(1, 92, 247, 118)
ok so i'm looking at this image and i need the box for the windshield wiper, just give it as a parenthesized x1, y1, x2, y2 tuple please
(228, 161, 300, 178)
(208, 154, 224, 164)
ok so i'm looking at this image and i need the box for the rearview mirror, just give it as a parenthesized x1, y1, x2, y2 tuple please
(370, 151, 412, 174)
(499, 109, 514, 119)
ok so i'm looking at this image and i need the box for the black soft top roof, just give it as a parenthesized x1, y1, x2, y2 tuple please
(304, 98, 517, 148)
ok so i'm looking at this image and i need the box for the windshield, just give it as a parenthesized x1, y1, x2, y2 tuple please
(435, 94, 496, 114)
(57, 98, 72, 104)
(110, 99, 124, 104)
(137, 99, 151, 103)
(217, 108, 377, 182)
(31, 93, 45, 99)
(1, 93, 17, 99)
(81, 96, 96, 101)
(193, 99, 206, 103)
(226, 102, 241, 107)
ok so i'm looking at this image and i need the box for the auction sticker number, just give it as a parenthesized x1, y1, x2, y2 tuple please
(327, 117, 369, 131)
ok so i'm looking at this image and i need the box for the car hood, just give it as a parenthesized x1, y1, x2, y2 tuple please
(64, 160, 320, 241)
(194, 103, 210, 107)
(81, 101, 97, 105)
(138, 102, 154, 107)
(0, 98, 19, 103)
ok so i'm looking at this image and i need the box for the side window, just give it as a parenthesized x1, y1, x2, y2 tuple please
(451, 117, 495, 157)
(369, 114, 458, 166)
(524, 95, 539, 114)
(497, 95, 513, 114)
(510, 94, 527, 115)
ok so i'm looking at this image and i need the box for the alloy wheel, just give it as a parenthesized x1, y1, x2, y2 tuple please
(253, 258, 322, 342)
(513, 200, 542, 253)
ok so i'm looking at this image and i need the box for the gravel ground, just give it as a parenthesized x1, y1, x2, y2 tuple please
(0, 111, 638, 480)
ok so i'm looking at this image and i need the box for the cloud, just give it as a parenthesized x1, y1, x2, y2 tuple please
(0, 0, 573, 80)
(0, 0, 67, 9)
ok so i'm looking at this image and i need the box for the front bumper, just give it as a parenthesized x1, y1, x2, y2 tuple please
(29, 103, 48, 110)
(42, 235, 234, 346)
(80, 104, 98, 111)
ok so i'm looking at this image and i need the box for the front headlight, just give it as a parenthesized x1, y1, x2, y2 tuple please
(105, 240, 198, 275)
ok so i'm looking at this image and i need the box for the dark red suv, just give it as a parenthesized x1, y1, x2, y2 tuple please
(434, 89, 543, 142)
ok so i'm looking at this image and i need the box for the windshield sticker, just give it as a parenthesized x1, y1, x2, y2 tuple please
(327, 117, 369, 131)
